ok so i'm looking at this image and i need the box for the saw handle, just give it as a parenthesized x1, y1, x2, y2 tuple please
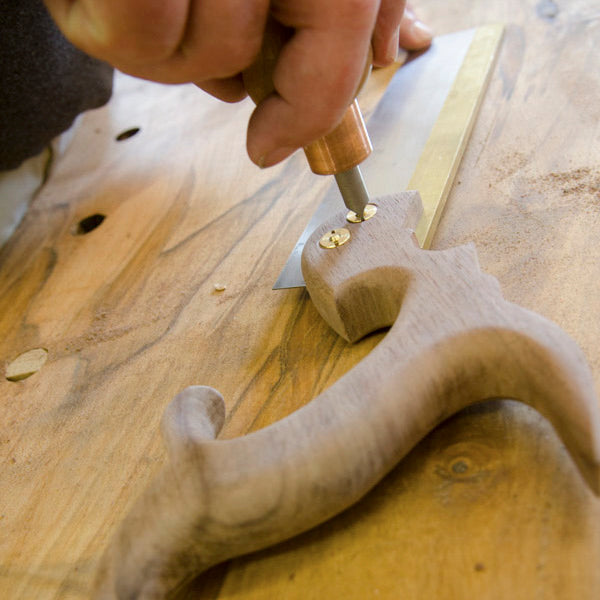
(94, 192, 600, 599)
(242, 17, 372, 174)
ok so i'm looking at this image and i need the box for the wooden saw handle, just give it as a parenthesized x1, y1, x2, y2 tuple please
(94, 192, 600, 598)
(242, 17, 372, 174)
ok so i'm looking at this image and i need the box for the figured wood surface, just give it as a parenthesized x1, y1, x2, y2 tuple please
(1, 1, 600, 599)
(209, 2, 600, 598)
(0, 45, 403, 600)
(94, 193, 600, 598)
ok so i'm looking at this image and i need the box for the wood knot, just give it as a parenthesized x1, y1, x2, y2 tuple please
(432, 441, 503, 505)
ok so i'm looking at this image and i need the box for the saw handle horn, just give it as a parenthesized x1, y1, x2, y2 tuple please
(242, 17, 373, 174)
(95, 192, 600, 599)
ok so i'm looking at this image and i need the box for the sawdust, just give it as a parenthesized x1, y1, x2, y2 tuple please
(485, 151, 600, 211)
(490, 151, 600, 199)
(534, 166, 600, 195)
(491, 151, 530, 184)
(438, 153, 600, 375)
(522, 166, 600, 216)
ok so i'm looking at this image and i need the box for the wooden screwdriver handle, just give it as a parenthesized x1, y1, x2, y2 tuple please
(242, 17, 372, 174)
(95, 192, 600, 598)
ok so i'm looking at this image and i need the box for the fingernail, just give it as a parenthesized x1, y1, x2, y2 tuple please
(409, 20, 434, 48)
(257, 146, 296, 169)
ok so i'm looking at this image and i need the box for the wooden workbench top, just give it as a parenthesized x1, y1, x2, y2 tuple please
(1, 1, 599, 598)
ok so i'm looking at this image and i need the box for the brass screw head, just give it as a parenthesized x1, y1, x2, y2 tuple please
(346, 204, 378, 223)
(319, 228, 351, 249)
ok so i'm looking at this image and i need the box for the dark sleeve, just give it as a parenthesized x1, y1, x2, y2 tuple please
(0, 0, 114, 171)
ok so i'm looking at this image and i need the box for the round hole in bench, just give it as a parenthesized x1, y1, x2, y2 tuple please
(75, 213, 105, 235)
(6, 348, 48, 381)
(116, 127, 141, 141)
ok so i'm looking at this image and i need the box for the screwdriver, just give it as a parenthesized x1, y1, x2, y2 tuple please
(243, 19, 373, 221)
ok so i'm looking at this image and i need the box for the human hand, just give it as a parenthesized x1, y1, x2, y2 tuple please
(43, 1, 432, 167)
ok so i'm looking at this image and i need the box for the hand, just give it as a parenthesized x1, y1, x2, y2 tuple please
(247, 2, 433, 167)
(44, 1, 432, 167)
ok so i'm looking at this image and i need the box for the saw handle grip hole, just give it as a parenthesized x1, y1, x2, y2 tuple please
(74, 213, 106, 235)
(115, 127, 141, 141)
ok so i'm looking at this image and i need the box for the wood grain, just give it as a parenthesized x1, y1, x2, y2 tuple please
(213, 2, 600, 598)
(94, 192, 600, 598)
(0, 48, 401, 600)
(1, 1, 600, 598)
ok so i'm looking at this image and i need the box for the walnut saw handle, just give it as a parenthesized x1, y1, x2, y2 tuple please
(95, 192, 600, 599)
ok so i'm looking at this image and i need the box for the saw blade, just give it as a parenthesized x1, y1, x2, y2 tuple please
(273, 25, 503, 289)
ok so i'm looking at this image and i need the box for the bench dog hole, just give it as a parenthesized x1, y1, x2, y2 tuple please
(6, 348, 48, 382)
(75, 213, 105, 235)
(116, 127, 141, 141)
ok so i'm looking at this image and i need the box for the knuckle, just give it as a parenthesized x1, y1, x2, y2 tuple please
(86, 27, 178, 66)
(341, 0, 379, 22)
(215, 35, 262, 76)
(201, 4, 267, 78)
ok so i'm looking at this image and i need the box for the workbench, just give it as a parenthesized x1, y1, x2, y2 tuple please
(1, 0, 599, 597)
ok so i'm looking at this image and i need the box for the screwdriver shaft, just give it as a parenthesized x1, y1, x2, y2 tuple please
(334, 166, 370, 220)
